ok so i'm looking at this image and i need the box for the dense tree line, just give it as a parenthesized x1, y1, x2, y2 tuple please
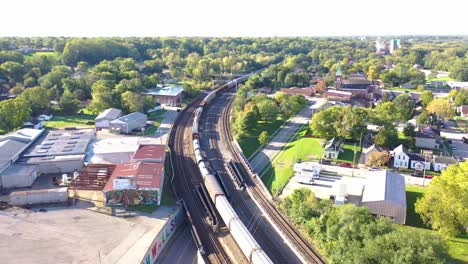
(281, 188, 451, 263)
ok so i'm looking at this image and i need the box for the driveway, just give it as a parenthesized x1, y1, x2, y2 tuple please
(151, 109, 179, 144)
(450, 139, 468, 161)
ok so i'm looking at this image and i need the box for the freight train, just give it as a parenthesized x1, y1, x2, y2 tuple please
(191, 75, 272, 264)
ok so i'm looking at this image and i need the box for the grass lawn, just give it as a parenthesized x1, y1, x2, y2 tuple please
(45, 114, 96, 129)
(397, 131, 412, 146)
(405, 185, 468, 263)
(430, 76, 454, 82)
(238, 117, 285, 158)
(336, 143, 361, 163)
(24, 51, 60, 59)
(262, 126, 324, 196)
(142, 110, 167, 135)
(384, 87, 416, 92)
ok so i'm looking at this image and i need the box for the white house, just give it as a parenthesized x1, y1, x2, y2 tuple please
(433, 156, 458, 172)
(392, 144, 410, 169)
(409, 153, 431, 171)
(322, 137, 343, 159)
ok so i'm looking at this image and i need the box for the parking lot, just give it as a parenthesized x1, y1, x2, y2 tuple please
(450, 139, 468, 161)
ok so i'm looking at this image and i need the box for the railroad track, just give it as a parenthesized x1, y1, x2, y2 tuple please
(168, 96, 232, 264)
(220, 93, 327, 264)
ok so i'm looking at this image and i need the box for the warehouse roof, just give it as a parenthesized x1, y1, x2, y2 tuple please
(109, 112, 147, 125)
(95, 108, 122, 121)
(23, 129, 95, 158)
(144, 85, 184, 96)
(103, 162, 164, 192)
(0, 128, 44, 144)
(132, 145, 165, 162)
(362, 170, 406, 207)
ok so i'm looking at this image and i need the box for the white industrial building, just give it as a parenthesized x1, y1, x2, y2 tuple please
(20, 129, 95, 174)
(95, 108, 122, 129)
(0, 129, 44, 188)
(109, 112, 147, 134)
(361, 170, 407, 224)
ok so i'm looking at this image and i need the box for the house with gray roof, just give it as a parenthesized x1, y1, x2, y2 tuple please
(409, 153, 431, 171)
(109, 112, 147, 134)
(322, 137, 343, 159)
(433, 156, 458, 172)
(95, 108, 122, 129)
(361, 170, 406, 224)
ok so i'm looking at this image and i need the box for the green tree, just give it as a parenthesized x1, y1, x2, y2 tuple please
(19, 86, 49, 115)
(375, 126, 398, 149)
(58, 89, 81, 115)
(0, 61, 25, 82)
(258, 131, 269, 145)
(403, 123, 416, 138)
(257, 99, 279, 122)
(121, 91, 153, 113)
(0, 98, 31, 132)
(373, 102, 398, 125)
(417, 110, 432, 125)
(242, 110, 258, 130)
(415, 160, 468, 238)
(454, 89, 468, 106)
(416, 84, 425, 92)
(281, 188, 331, 224)
(310, 106, 341, 139)
(421, 90, 434, 108)
(393, 93, 415, 121)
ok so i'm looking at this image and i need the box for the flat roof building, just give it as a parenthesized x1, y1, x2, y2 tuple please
(86, 137, 160, 164)
(132, 144, 166, 163)
(361, 170, 406, 224)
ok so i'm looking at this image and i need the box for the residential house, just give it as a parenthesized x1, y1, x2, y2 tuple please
(456, 105, 468, 118)
(361, 170, 406, 224)
(433, 156, 458, 172)
(359, 144, 385, 166)
(323, 137, 343, 159)
(392, 144, 410, 169)
(415, 131, 440, 150)
(409, 153, 431, 171)
(95, 108, 123, 129)
(109, 112, 147, 134)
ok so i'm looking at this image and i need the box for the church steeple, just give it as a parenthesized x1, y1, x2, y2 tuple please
(335, 64, 342, 89)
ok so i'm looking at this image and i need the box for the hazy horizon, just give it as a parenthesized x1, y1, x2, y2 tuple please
(1, 0, 468, 37)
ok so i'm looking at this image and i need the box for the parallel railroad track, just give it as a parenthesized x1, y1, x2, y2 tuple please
(168, 96, 231, 264)
(220, 93, 327, 264)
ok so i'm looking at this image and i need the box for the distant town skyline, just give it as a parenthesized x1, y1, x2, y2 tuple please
(1, 0, 468, 37)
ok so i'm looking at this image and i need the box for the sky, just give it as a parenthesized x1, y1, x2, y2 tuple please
(1, 0, 467, 37)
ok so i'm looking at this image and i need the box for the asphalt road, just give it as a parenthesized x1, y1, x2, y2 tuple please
(157, 222, 198, 264)
(250, 97, 326, 174)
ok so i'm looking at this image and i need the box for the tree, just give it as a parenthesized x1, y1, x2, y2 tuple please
(415, 160, 468, 238)
(454, 89, 468, 106)
(417, 110, 432, 125)
(427, 98, 455, 120)
(9, 83, 24, 95)
(257, 99, 279, 122)
(403, 123, 416, 138)
(281, 188, 331, 224)
(121, 91, 153, 113)
(416, 84, 425, 92)
(340, 106, 368, 141)
(0, 61, 25, 82)
(393, 93, 415, 121)
(242, 110, 259, 130)
(421, 90, 434, 108)
(372, 102, 398, 125)
(0, 98, 31, 132)
(310, 106, 342, 139)
(360, 229, 450, 264)
(366, 151, 390, 167)
(375, 126, 398, 149)
(19, 86, 49, 115)
(258, 131, 269, 145)
(367, 65, 380, 80)
(314, 80, 326, 93)
(58, 89, 81, 115)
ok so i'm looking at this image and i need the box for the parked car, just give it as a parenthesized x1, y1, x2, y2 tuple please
(451, 146, 457, 150)
(321, 159, 331, 165)
(369, 167, 380, 171)
(339, 162, 352, 168)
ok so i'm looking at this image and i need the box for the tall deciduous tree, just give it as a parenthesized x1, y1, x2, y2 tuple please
(59, 89, 81, 115)
(366, 152, 390, 167)
(19, 86, 49, 115)
(258, 131, 269, 145)
(415, 160, 468, 238)
(375, 126, 398, 149)
(257, 99, 279, 122)
(421, 90, 434, 108)
(393, 93, 415, 121)
(427, 98, 455, 120)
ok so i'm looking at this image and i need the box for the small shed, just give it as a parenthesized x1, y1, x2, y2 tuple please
(109, 112, 147, 134)
(95, 108, 122, 129)
(361, 170, 406, 224)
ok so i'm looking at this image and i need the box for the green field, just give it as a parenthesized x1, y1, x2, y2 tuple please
(397, 131, 412, 146)
(24, 51, 60, 60)
(45, 114, 96, 129)
(384, 87, 416, 92)
(262, 127, 324, 195)
(238, 117, 285, 158)
(142, 110, 166, 135)
(405, 185, 468, 263)
(336, 143, 361, 163)
(430, 76, 454, 82)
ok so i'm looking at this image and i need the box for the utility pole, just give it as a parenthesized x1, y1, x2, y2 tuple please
(352, 143, 356, 177)
(422, 152, 428, 186)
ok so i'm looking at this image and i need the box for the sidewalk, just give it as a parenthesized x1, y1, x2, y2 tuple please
(150, 109, 179, 144)
(250, 97, 327, 174)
